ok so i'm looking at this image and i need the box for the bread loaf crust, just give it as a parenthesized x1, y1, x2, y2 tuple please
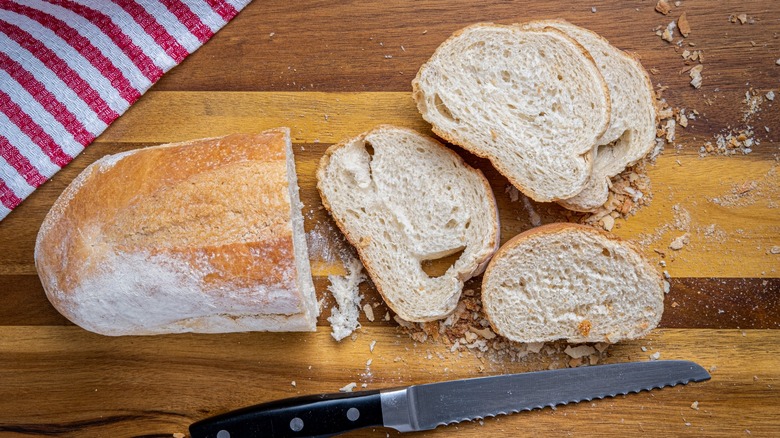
(35, 130, 317, 335)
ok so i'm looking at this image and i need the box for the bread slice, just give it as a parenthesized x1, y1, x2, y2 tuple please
(519, 20, 658, 212)
(35, 129, 318, 335)
(317, 125, 499, 322)
(482, 223, 663, 343)
(412, 23, 610, 202)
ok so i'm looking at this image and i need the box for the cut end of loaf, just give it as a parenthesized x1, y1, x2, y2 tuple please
(316, 125, 499, 322)
(35, 129, 318, 335)
(482, 223, 663, 344)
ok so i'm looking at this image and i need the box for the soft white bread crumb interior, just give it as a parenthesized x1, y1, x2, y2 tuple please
(327, 255, 367, 341)
(482, 223, 663, 343)
(413, 23, 610, 202)
(317, 125, 499, 322)
(519, 21, 658, 211)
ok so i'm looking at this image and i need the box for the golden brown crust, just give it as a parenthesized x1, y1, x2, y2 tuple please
(35, 129, 312, 333)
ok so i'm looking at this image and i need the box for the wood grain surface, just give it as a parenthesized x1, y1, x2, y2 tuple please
(1, 0, 778, 437)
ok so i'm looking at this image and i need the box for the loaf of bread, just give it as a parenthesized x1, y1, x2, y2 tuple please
(519, 20, 658, 212)
(35, 129, 318, 335)
(317, 125, 499, 322)
(482, 223, 663, 343)
(413, 23, 611, 202)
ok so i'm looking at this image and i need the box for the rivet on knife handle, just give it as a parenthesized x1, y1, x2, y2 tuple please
(189, 390, 384, 438)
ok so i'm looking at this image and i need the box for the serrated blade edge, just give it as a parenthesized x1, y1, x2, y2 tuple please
(381, 360, 710, 432)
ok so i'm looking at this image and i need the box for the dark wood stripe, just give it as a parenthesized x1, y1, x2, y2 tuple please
(157, 0, 780, 93)
(3, 274, 777, 329)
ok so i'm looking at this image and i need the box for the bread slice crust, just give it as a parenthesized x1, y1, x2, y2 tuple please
(317, 125, 500, 322)
(482, 223, 664, 343)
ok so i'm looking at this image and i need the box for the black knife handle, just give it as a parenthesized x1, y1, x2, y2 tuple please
(189, 389, 384, 438)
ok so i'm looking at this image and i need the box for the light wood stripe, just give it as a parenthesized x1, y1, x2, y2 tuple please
(98, 91, 432, 144)
(0, 327, 776, 437)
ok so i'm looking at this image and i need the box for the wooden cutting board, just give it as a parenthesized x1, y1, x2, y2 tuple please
(1, 1, 778, 436)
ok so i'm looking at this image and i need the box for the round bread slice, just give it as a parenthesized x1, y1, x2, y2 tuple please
(520, 20, 658, 212)
(482, 223, 663, 343)
(413, 23, 611, 202)
(317, 125, 499, 322)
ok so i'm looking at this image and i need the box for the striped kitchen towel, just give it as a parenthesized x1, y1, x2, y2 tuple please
(0, 0, 252, 220)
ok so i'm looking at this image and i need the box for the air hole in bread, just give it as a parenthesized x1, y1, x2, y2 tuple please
(538, 112, 546, 117)
(557, 74, 563, 81)
(364, 141, 375, 158)
(538, 49, 546, 58)
(433, 94, 456, 122)
(602, 247, 611, 257)
(500, 70, 511, 82)
(346, 209, 361, 220)
(421, 246, 465, 278)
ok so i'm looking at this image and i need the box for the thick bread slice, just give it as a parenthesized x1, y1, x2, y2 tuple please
(35, 129, 318, 335)
(520, 20, 658, 212)
(482, 223, 663, 343)
(317, 125, 499, 322)
(413, 23, 611, 202)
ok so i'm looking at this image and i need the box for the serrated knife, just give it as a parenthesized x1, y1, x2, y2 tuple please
(189, 360, 710, 438)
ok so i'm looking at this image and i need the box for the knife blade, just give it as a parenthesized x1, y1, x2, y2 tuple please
(189, 360, 710, 438)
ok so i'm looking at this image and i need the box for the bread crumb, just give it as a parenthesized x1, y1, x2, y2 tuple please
(689, 64, 703, 89)
(650, 351, 661, 360)
(369, 340, 376, 352)
(655, 0, 672, 15)
(384, 311, 391, 321)
(601, 215, 615, 232)
(291, 380, 296, 387)
(691, 401, 699, 410)
(669, 233, 690, 250)
(661, 21, 676, 42)
(737, 13, 747, 24)
(505, 185, 520, 202)
(521, 194, 542, 227)
(672, 301, 679, 307)
(339, 382, 357, 392)
(469, 326, 497, 339)
(591, 6, 597, 13)
(578, 320, 592, 337)
(363, 303, 375, 322)
(564, 345, 597, 359)
(173, 434, 185, 438)
(770, 246, 780, 254)
(663, 280, 671, 294)
(766, 91, 775, 101)
(678, 12, 691, 37)
(327, 256, 367, 341)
